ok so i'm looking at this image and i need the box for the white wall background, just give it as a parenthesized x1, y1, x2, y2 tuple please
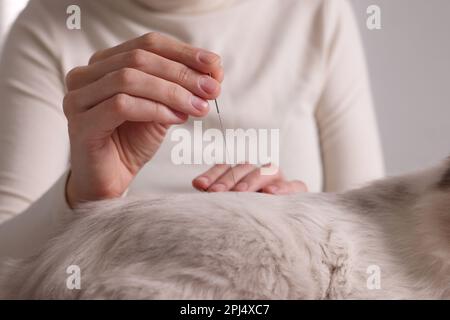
(1, 0, 449, 175)
(350, 0, 450, 175)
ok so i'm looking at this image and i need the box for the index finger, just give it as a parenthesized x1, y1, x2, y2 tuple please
(89, 32, 224, 82)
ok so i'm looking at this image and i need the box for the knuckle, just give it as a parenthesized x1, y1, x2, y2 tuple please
(65, 67, 82, 90)
(177, 66, 191, 84)
(127, 49, 147, 68)
(111, 93, 130, 115)
(180, 45, 194, 58)
(62, 92, 75, 118)
(88, 51, 102, 65)
(62, 92, 72, 107)
(166, 84, 181, 105)
(142, 32, 160, 50)
(114, 68, 136, 88)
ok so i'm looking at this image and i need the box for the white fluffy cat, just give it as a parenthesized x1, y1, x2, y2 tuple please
(1, 159, 449, 299)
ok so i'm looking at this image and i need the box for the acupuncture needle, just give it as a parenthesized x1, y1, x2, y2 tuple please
(209, 73, 237, 188)
(213, 97, 237, 187)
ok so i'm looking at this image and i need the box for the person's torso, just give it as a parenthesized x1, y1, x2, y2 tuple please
(47, 0, 329, 193)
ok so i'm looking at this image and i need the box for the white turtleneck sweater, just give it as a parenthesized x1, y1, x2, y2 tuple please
(0, 0, 384, 260)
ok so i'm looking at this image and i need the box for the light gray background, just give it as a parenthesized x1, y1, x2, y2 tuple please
(350, 0, 450, 174)
(1, 0, 449, 175)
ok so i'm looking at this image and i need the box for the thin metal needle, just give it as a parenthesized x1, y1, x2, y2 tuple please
(213, 97, 237, 187)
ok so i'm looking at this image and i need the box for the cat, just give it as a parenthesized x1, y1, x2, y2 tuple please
(1, 158, 449, 299)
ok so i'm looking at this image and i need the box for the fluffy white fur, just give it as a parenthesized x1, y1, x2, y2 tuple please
(1, 159, 449, 299)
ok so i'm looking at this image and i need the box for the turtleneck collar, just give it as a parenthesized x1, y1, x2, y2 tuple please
(134, 0, 237, 14)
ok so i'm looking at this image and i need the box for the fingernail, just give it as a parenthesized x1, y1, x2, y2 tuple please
(267, 185, 279, 194)
(191, 96, 209, 111)
(198, 51, 220, 65)
(235, 182, 248, 192)
(196, 177, 209, 188)
(199, 76, 218, 94)
(209, 183, 226, 192)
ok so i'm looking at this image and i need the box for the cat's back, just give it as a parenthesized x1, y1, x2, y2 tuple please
(2, 192, 333, 299)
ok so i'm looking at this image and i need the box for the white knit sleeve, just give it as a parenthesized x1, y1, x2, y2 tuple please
(0, 2, 73, 261)
(315, 0, 385, 192)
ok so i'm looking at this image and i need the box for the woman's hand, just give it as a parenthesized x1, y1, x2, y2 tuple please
(64, 32, 223, 207)
(192, 164, 308, 195)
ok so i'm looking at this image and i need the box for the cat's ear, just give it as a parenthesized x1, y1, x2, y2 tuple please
(437, 159, 450, 190)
